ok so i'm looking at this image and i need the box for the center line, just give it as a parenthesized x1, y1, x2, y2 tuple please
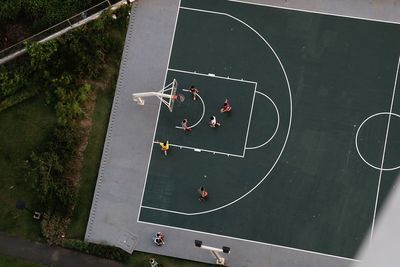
(370, 55, 400, 243)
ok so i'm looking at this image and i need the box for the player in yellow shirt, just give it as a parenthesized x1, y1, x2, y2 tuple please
(159, 141, 169, 156)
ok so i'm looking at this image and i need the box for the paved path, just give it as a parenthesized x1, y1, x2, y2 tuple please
(0, 232, 123, 267)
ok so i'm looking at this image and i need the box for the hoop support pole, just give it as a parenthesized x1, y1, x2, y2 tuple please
(132, 92, 174, 99)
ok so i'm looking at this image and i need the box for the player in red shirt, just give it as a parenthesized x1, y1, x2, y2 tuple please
(220, 99, 232, 113)
(189, 85, 199, 100)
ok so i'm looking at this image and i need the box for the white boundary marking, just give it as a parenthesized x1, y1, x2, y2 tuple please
(370, 56, 400, 243)
(355, 112, 400, 171)
(168, 67, 257, 85)
(170, 68, 257, 156)
(227, 0, 400, 25)
(153, 141, 244, 158)
(174, 89, 206, 130)
(243, 84, 257, 156)
(246, 91, 280, 150)
(141, 6, 293, 216)
(137, 220, 359, 262)
(136, 0, 182, 222)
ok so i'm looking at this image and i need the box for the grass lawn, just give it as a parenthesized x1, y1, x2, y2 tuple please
(0, 254, 46, 267)
(0, 96, 56, 240)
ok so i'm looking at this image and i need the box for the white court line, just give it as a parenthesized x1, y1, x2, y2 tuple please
(170, 67, 257, 155)
(246, 91, 280, 150)
(370, 56, 400, 243)
(153, 141, 244, 158)
(169, 68, 257, 84)
(174, 89, 205, 130)
(227, 0, 400, 25)
(142, 6, 293, 217)
(137, 220, 359, 263)
(136, 0, 182, 222)
(355, 112, 400, 171)
(243, 84, 257, 156)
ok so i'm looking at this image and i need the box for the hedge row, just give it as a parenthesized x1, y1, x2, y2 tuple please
(63, 239, 130, 262)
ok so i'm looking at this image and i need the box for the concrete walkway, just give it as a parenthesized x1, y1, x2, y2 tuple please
(0, 232, 123, 267)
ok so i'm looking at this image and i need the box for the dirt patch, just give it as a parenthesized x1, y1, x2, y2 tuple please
(64, 88, 96, 188)
(65, 74, 115, 189)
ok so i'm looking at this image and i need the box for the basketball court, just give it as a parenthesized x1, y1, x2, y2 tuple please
(86, 0, 400, 266)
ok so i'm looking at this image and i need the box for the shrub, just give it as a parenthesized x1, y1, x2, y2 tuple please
(63, 239, 89, 252)
(0, 66, 27, 100)
(26, 40, 58, 69)
(26, 148, 77, 215)
(63, 239, 130, 262)
(0, 0, 22, 23)
(0, 87, 38, 112)
(41, 213, 70, 245)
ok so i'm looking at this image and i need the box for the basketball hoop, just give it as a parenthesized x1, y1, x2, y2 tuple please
(174, 94, 185, 103)
(132, 79, 183, 112)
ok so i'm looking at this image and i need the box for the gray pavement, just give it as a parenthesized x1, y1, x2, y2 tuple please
(85, 1, 400, 266)
(0, 232, 123, 267)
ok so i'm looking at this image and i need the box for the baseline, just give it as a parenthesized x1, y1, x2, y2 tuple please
(137, 220, 359, 263)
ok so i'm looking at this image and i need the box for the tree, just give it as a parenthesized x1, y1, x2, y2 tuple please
(26, 40, 58, 69)
(0, 0, 22, 23)
(0, 66, 24, 100)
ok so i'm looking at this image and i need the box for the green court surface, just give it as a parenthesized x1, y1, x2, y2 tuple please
(138, 0, 400, 258)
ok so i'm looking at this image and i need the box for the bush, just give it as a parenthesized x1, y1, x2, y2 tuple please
(26, 145, 77, 215)
(63, 239, 89, 252)
(26, 40, 58, 70)
(53, 83, 91, 126)
(41, 214, 70, 245)
(0, 0, 22, 23)
(0, 65, 28, 100)
(0, 0, 99, 32)
(63, 239, 130, 262)
(0, 87, 38, 112)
